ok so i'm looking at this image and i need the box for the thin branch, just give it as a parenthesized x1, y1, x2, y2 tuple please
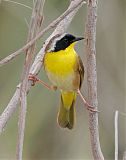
(0, 0, 85, 133)
(115, 110, 119, 160)
(123, 151, 126, 160)
(16, 91, 26, 160)
(0, 0, 86, 67)
(16, 0, 44, 160)
(3, 0, 32, 10)
(32, 0, 35, 6)
(0, 85, 20, 133)
(84, 0, 104, 159)
(24, 17, 30, 29)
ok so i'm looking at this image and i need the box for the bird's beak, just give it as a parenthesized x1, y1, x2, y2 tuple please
(73, 37, 84, 42)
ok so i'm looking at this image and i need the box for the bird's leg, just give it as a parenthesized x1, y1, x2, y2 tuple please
(28, 73, 57, 91)
(77, 89, 99, 113)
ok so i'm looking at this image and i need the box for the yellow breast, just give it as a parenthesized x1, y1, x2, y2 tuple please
(43, 43, 78, 90)
(44, 43, 77, 77)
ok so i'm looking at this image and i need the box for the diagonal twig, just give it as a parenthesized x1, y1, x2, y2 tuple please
(0, 0, 86, 67)
(2, 0, 32, 10)
(0, 0, 85, 134)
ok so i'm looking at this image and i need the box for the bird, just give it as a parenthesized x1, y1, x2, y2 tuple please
(43, 33, 84, 129)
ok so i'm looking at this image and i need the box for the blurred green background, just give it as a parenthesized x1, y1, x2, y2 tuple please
(0, 0, 125, 159)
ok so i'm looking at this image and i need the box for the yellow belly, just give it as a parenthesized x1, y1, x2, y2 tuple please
(44, 47, 77, 91)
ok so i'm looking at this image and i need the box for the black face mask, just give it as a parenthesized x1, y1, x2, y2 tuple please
(53, 34, 84, 52)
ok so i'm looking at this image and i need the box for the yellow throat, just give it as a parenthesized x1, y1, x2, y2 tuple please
(44, 42, 77, 77)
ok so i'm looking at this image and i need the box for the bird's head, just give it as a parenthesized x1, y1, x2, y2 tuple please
(47, 33, 84, 52)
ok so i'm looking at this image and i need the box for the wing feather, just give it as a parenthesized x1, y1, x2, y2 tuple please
(76, 55, 84, 89)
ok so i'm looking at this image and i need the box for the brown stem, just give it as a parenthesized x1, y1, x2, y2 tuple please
(16, 1, 44, 160)
(85, 0, 104, 159)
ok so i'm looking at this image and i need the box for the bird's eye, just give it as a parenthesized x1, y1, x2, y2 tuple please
(64, 38, 68, 43)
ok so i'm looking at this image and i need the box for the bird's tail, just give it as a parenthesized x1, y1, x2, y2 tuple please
(57, 91, 76, 129)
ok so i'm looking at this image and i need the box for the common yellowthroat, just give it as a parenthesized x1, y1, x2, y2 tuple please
(43, 33, 84, 129)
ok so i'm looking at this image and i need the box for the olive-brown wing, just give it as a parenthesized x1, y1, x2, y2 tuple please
(75, 55, 84, 89)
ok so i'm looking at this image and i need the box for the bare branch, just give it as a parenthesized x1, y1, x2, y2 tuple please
(115, 110, 119, 160)
(84, 0, 104, 159)
(16, 91, 26, 160)
(0, 0, 86, 67)
(16, 0, 44, 159)
(0, 0, 85, 133)
(0, 85, 20, 133)
(24, 17, 30, 29)
(123, 151, 126, 160)
(3, 0, 32, 10)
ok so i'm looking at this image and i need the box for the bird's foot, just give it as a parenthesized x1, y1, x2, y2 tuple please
(77, 89, 100, 113)
(28, 74, 39, 86)
(84, 101, 99, 113)
(28, 73, 57, 91)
